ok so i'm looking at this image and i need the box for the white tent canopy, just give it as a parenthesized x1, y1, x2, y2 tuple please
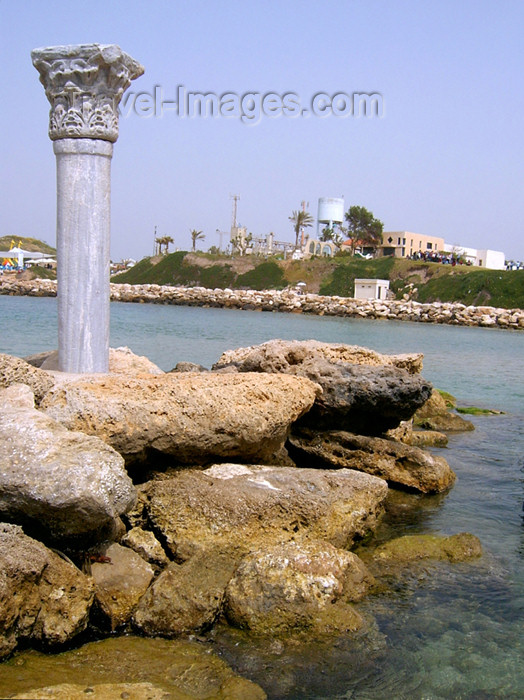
(0, 247, 54, 267)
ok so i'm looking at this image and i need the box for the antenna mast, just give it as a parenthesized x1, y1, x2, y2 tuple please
(230, 194, 240, 229)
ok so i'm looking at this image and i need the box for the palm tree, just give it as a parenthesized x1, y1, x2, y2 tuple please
(155, 236, 174, 255)
(190, 229, 205, 252)
(289, 209, 314, 248)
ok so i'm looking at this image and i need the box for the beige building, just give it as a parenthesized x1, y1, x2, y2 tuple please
(377, 232, 445, 258)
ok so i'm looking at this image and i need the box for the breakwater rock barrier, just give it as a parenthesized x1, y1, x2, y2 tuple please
(2, 278, 523, 330)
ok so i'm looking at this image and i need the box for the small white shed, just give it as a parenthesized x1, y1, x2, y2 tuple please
(354, 278, 390, 300)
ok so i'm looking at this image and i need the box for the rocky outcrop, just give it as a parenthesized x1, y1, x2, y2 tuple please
(133, 548, 240, 636)
(213, 340, 432, 435)
(288, 429, 456, 494)
(0, 352, 55, 404)
(0, 523, 94, 659)
(0, 385, 136, 546)
(40, 372, 321, 465)
(224, 540, 373, 636)
(142, 463, 388, 561)
(90, 543, 155, 631)
(213, 339, 424, 374)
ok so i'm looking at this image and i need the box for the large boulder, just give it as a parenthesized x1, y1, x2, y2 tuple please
(288, 429, 456, 494)
(0, 384, 136, 546)
(213, 340, 432, 435)
(0, 352, 55, 404)
(142, 463, 388, 561)
(213, 339, 424, 374)
(133, 548, 240, 636)
(224, 539, 373, 636)
(0, 523, 94, 659)
(40, 373, 321, 465)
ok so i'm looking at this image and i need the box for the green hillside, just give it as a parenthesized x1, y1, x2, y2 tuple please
(114, 251, 524, 309)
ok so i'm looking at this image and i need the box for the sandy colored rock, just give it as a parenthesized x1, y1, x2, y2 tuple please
(371, 533, 482, 563)
(143, 463, 388, 561)
(3, 636, 267, 699)
(409, 429, 449, 447)
(417, 413, 475, 432)
(225, 539, 373, 636)
(0, 385, 136, 546)
(40, 372, 321, 465)
(0, 352, 55, 404)
(414, 388, 449, 420)
(134, 548, 240, 636)
(288, 429, 456, 494)
(35, 346, 164, 375)
(213, 339, 424, 374)
(121, 527, 170, 567)
(0, 523, 94, 659)
(90, 543, 155, 630)
(10, 683, 170, 700)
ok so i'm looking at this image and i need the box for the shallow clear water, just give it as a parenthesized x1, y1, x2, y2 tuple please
(1, 296, 523, 699)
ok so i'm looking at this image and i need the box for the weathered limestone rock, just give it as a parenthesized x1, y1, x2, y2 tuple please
(371, 533, 482, 563)
(288, 430, 456, 494)
(40, 373, 321, 465)
(11, 683, 170, 700)
(213, 339, 424, 374)
(0, 523, 94, 659)
(143, 463, 388, 561)
(3, 636, 267, 699)
(212, 340, 432, 435)
(0, 384, 136, 546)
(409, 429, 449, 447)
(417, 413, 475, 432)
(121, 527, 170, 567)
(134, 548, 240, 636)
(414, 388, 474, 432)
(170, 361, 209, 372)
(0, 352, 55, 404)
(224, 540, 373, 636)
(90, 543, 155, 630)
(37, 346, 164, 375)
(414, 388, 449, 420)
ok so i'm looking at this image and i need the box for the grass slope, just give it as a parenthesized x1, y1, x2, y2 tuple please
(111, 251, 524, 309)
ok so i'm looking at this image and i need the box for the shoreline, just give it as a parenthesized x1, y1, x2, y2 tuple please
(2, 277, 523, 330)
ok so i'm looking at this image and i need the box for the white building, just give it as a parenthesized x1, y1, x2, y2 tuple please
(443, 245, 505, 270)
(354, 278, 390, 300)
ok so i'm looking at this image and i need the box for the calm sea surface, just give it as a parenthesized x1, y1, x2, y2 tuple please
(1, 295, 523, 699)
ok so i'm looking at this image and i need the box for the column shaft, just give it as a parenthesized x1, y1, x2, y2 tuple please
(54, 139, 113, 373)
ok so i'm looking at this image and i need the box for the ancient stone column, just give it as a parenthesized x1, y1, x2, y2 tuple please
(31, 44, 144, 373)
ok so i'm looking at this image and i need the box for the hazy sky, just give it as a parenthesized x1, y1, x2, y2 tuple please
(1, 0, 523, 261)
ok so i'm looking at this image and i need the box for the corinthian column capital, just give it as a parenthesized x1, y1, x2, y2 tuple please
(31, 43, 144, 142)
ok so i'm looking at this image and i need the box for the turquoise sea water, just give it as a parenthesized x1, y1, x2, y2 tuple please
(1, 295, 523, 698)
